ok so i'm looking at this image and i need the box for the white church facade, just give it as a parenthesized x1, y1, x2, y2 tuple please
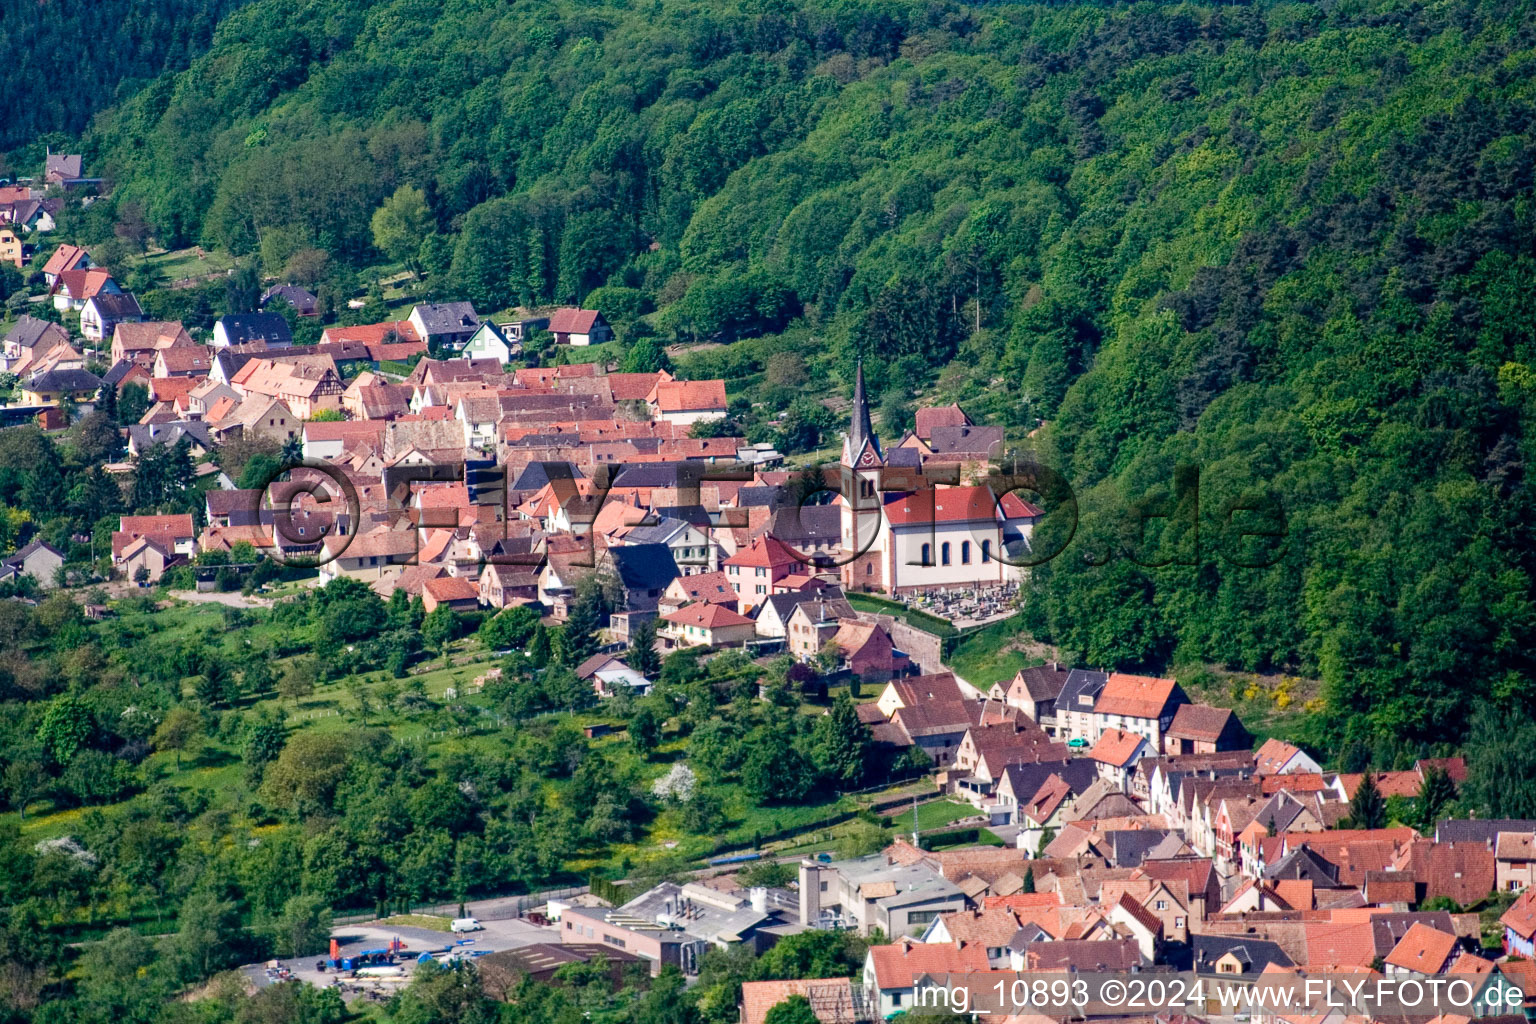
(836, 365, 1040, 595)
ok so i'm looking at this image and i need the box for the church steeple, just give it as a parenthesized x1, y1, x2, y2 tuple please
(842, 361, 883, 466)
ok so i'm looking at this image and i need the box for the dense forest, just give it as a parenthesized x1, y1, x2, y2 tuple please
(0, 0, 251, 153)
(9, 0, 1536, 785)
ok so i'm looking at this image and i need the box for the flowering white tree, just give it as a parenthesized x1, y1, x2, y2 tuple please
(651, 763, 697, 803)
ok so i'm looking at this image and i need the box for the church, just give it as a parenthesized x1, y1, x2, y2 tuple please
(837, 365, 1040, 595)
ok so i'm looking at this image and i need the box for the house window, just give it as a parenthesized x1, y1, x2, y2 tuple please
(1155, 900, 1167, 910)
(961, 541, 971, 564)
(981, 540, 992, 562)
(891, 993, 903, 1007)
(941, 542, 951, 565)
(921, 543, 931, 565)
(865, 563, 873, 575)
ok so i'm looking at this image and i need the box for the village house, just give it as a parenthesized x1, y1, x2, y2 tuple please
(951, 716, 1067, 809)
(44, 152, 89, 187)
(260, 284, 319, 317)
(212, 312, 293, 349)
(1165, 703, 1252, 754)
(1504, 890, 1536, 957)
(120, 535, 178, 584)
(52, 268, 120, 311)
(754, 587, 829, 640)
(21, 367, 101, 407)
(1087, 673, 1189, 751)
(784, 593, 857, 661)
(862, 938, 989, 1017)
(1253, 738, 1324, 775)
(41, 243, 91, 286)
(1496, 830, 1536, 892)
(1, 540, 66, 588)
(1089, 728, 1154, 791)
(659, 601, 757, 649)
(478, 563, 540, 610)
(650, 572, 733, 622)
(111, 321, 196, 367)
(547, 307, 613, 346)
(725, 534, 803, 613)
(823, 619, 909, 682)
(0, 227, 28, 268)
(409, 302, 480, 350)
(318, 528, 420, 582)
(421, 575, 482, 614)
(3, 316, 70, 368)
(152, 346, 215, 378)
(230, 357, 345, 419)
(1383, 922, 1461, 975)
(576, 654, 654, 698)
(995, 663, 1071, 734)
(461, 320, 521, 363)
(647, 378, 728, 425)
(80, 292, 144, 342)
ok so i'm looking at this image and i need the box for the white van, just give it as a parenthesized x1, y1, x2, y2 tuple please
(450, 918, 482, 933)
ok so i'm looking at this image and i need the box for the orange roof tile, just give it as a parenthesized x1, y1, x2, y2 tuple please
(648, 378, 727, 412)
(1089, 728, 1148, 767)
(663, 602, 754, 629)
(866, 939, 990, 990)
(1095, 673, 1180, 719)
(1500, 890, 1536, 940)
(1384, 923, 1457, 974)
(883, 485, 1040, 526)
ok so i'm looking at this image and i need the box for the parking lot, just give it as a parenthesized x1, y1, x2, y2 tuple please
(245, 913, 562, 995)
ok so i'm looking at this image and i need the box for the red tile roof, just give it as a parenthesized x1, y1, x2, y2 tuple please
(120, 513, 194, 537)
(320, 320, 422, 346)
(547, 308, 602, 334)
(882, 485, 1039, 526)
(423, 576, 481, 603)
(724, 534, 804, 570)
(668, 570, 736, 605)
(53, 267, 115, 300)
(1262, 773, 1333, 795)
(649, 378, 727, 413)
(1089, 728, 1148, 767)
(1302, 920, 1378, 969)
(1384, 923, 1457, 973)
(739, 979, 857, 1024)
(41, 244, 88, 278)
(914, 403, 972, 438)
(866, 939, 989, 990)
(149, 375, 202, 403)
(1255, 738, 1308, 774)
(608, 371, 672, 401)
(1095, 673, 1181, 719)
(1338, 771, 1423, 800)
(304, 421, 387, 444)
(1501, 890, 1536, 940)
(1167, 703, 1238, 741)
(663, 603, 754, 629)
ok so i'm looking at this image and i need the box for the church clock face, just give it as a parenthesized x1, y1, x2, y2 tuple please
(860, 450, 878, 467)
